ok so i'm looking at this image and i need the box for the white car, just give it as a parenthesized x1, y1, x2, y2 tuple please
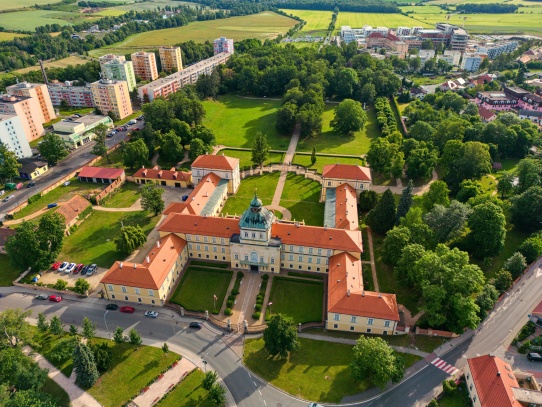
(63, 181, 71, 186)
(65, 262, 76, 273)
(58, 262, 69, 272)
(144, 311, 158, 318)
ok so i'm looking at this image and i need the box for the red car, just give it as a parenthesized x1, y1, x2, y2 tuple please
(49, 295, 62, 302)
(51, 262, 61, 271)
(74, 263, 84, 274)
(119, 306, 135, 314)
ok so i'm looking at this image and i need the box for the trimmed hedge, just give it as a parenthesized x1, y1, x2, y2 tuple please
(287, 271, 324, 280)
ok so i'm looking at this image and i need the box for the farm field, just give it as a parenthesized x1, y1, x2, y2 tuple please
(0, 32, 27, 41)
(0, 9, 99, 31)
(335, 12, 431, 29)
(90, 12, 297, 57)
(96, 0, 192, 16)
(0, 0, 62, 9)
(279, 9, 332, 32)
(14, 56, 91, 74)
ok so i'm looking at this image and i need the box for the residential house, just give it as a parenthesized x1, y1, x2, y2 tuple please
(55, 195, 92, 233)
(320, 164, 372, 201)
(519, 109, 542, 125)
(478, 106, 496, 123)
(18, 158, 48, 180)
(0, 228, 16, 254)
(133, 166, 191, 188)
(78, 166, 125, 184)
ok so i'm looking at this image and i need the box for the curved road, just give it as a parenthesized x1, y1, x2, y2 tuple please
(1, 257, 542, 407)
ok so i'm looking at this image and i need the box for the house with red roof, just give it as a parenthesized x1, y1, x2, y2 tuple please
(133, 166, 191, 188)
(54, 195, 92, 233)
(478, 106, 496, 123)
(191, 153, 240, 194)
(366, 31, 408, 58)
(321, 164, 372, 201)
(78, 166, 125, 184)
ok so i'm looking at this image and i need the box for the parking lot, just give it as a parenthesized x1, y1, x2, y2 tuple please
(39, 264, 108, 291)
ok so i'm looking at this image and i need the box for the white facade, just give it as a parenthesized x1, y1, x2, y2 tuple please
(214, 37, 234, 55)
(0, 114, 32, 158)
(477, 41, 518, 59)
(418, 50, 436, 64)
(437, 50, 461, 66)
(462, 53, 483, 72)
(396, 26, 412, 36)
(364, 26, 389, 37)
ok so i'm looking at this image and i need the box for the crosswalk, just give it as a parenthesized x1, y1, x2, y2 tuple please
(430, 357, 459, 375)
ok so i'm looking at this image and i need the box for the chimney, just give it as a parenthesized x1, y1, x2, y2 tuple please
(347, 289, 350, 297)
(170, 167, 175, 171)
(146, 256, 150, 264)
(362, 290, 365, 297)
(142, 169, 147, 177)
(153, 166, 159, 170)
(497, 372, 501, 376)
(324, 225, 327, 230)
(119, 262, 123, 269)
(158, 171, 163, 178)
(378, 292, 382, 298)
(156, 240, 161, 248)
(133, 263, 136, 269)
(173, 172, 177, 179)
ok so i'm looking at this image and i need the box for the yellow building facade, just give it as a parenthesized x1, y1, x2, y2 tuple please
(90, 79, 133, 120)
(159, 46, 183, 72)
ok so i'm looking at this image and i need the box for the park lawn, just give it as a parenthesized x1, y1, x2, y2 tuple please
(279, 174, 324, 226)
(90, 12, 297, 57)
(59, 210, 160, 268)
(202, 95, 290, 150)
(43, 377, 70, 407)
(32, 329, 79, 377)
(0, 254, 21, 286)
(335, 12, 431, 30)
(278, 9, 332, 32)
(293, 153, 365, 174)
(15, 56, 91, 74)
(297, 105, 379, 155)
(58, 106, 95, 116)
(267, 277, 324, 323)
(222, 173, 280, 216)
(169, 266, 233, 313)
(217, 149, 284, 170)
(155, 369, 214, 407)
(303, 328, 411, 346)
(102, 183, 141, 208)
(13, 179, 99, 220)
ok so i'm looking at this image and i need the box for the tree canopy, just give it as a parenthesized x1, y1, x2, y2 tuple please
(263, 314, 300, 359)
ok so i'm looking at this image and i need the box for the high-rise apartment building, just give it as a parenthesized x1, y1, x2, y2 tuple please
(213, 37, 234, 54)
(90, 79, 133, 120)
(6, 82, 56, 124)
(0, 114, 32, 158)
(159, 47, 183, 73)
(47, 81, 94, 108)
(99, 54, 126, 70)
(100, 56, 136, 92)
(131, 51, 159, 81)
(0, 95, 45, 142)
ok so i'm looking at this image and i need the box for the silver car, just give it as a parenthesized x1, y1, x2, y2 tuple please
(65, 262, 76, 273)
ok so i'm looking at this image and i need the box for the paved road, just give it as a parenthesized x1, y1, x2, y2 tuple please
(0, 120, 144, 220)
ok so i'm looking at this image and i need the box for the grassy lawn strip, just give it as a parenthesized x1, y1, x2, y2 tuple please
(287, 271, 324, 280)
(59, 211, 160, 268)
(155, 368, 214, 407)
(267, 277, 323, 323)
(222, 173, 280, 216)
(218, 148, 284, 170)
(303, 328, 411, 347)
(279, 174, 324, 226)
(42, 377, 70, 407)
(0, 254, 22, 286)
(293, 153, 365, 174)
(190, 261, 230, 268)
(101, 182, 141, 208)
(170, 266, 233, 313)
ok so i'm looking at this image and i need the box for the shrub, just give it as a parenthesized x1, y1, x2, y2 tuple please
(442, 379, 457, 396)
(224, 308, 232, 316)
(226, 299, 234, 308)
(231, 288, 239, 296)
(262, 274, 269, 281)
(252, 312, 261, 319)
(519, 340, 531, 354)
(53, 279, 68, 290)
(256, 294, 263, 301)
(227, 295, 236, 302)
(517, 321, 536, 342)
(255, 304, 262, 312)
(27, 194, 41, 204)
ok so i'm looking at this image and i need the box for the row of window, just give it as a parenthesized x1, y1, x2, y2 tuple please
(281, 254, 327, 264)
(282, 245, 332, 256)
(187, 235, 227, 244)
(110, 294, 157, 304)
(333, 314, 391, 327)
(108, 285, 155, 296)
(189, 244, 227, 254)
(332, 324, 388, 335)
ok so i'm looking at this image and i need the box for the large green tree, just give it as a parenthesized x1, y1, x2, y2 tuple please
(158, 130, 184, 164)
(423, 201, 471, 244)
(503, 252, 527, 279)
(467, 202, 506, 258)
(73, 340, 99, 388)
(330, 99, 367, 135)
(82, 317, 96, 340)
(263, 314, 299, 359)
(406, 144, 438, 180)
(382, 227, 411, 266)
(38, 133, 68, 165)
(0, 347, 48, 391)
(367, 189, 396, 235)
(440, 140, 492, 192)
(0, 145, 21, 183)
(89, 124, 110, 162)
(115, 225, 147, 254)
(122, 139, 149, 169)
(516, 158, 542, 193)
(189, 138, 206, 161)
(396, 180, 414, 223)
(510, 186, 542, 232)
(421, 181, 450, 212)
(366, 137, 400, 175)
(351, 336, 405, 389)
(297, 104, 322, 138)
(251, 132, 270, 168)
(0, 309, 34, 349)
(141, 183, 165, 216)
(276, 101, 298, 134)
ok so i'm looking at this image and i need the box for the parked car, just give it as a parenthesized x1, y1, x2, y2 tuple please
(107, 133, 114, 138)
(49, 295, 62, 302)
(106, 304, 118, 310)
(31, 274, 41, 282)
(65, 262, 76, 273)
(528, 353, 542, 362)
(63, 181, 71, 186)
(144, 311, 158, 318)
(120, 306, 135, 314)
(35, 293, 48, 300)
(116, 127, 123, 132)
(27, 182, 36, 188)
(182, 195, 189, 202)
(136, 116, 144, 121)
(86, 264, 97, 276)
(189, 322, 202, 329)
(3, 195, 13, 202)
(74, 263, 84, 274)
(58, 262, 69, 272)
(128, 119, 137, 125)
(80, 265, 89, 275)
(51, 262, 61, 271)
(308, 404, 324, 407)
(47, 203, 58, 209)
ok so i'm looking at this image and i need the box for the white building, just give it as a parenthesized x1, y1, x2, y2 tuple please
(462, 53, 484, 72)
(477, 41, 518, 59)
(214, 37, 234, 55)
(437, 50, 461, 66)
(364, 26, 389, 37)
(340, 26, 362, 44)
(418, 50, 436, 64)
(0, 114, 32, 159)
(396, 26, 412, 36)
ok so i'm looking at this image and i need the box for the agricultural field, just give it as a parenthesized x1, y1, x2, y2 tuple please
(0, 9, 99, 31)
(335, 12, 431, 30)
(90, 12, 297, 57)
(0, 0, 62, 9)
(96, 0, 194, 16)
(279, 9, 331, 37)
(0, 32, 27, 41)
(14, 56, 91, 75)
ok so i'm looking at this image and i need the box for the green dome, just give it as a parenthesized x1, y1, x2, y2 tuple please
(250, 194, 263, 210)
(239, 192, 274, 230)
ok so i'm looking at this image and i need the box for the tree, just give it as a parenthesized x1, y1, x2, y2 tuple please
(6, 212, 65, 272)
(493, 269, 513, 293)
(442, 379, 457, 396)
(74, 278, 90, 295)
(53, 279, 68, 290)
(427, 399, 439, 407)
(115, 225, 147, 254)
(129, 329, 142, 345)
(421, 181, 450, 212)
(37, 313, 49, 333)
(311, 147, 316, 166)
(251, 132, 270, 168)
(202, 370, 218, 390)
(73, 340, 99, 388)
(297, 104, 322, 138)
(359, 83, 376, 104)
(276, 101, 298, 134)
(351, 336, 405, 389)
(141, 182, 165, 216)
(497, 171, 515, 199)
(396, 180, 413, 223)
(49, 316, 63, 335)
(113, 327, 125, 344)
(208, 383, 226, 406)
(90, 342, 112, 372)
(196, 70, 220, 98)
(476, 284, 499, 319)
(82, 317, 96, 340)
(170, 119, 192, 146)
(519, 236, 542, 263)
(456, 180, 483, 203)
(189, 138, 206, 161)
(467, 202, 506, 258)
(406, 144, 438, 180)
(331, 99, 367, 135)
(263, 314, 299, 358)
(162, 343, 169, 353)
(423, 201, 472, 244)
(382, 227, 411, 266)
(90, 124, 109, 162)
(0, 347, 48, 391)
(366, 138, 400, 175)
(70, 324, 79, 336)
(122, 139, 149, 169)
(191, 125, 215, 148)
(0, 145, 21, 183)
(158, 130, 184, 164)
(510, 186, 542, 232)
(408, 121, 435, 142)
(440, 141, 492, 192)
(367, 189, 396, 235)
(504, 252, 527, 279)
(359, 190, 379, 212)
(38, 133, 69, 165)
(516, 158, 541, 193)
(0, 309, 34, 349)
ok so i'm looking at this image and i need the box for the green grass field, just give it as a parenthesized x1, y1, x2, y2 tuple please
(222, 172, 280, 216)
(280, 173, 324, 226)
(335, 12, 431, 30)
(102, 183, 140, 208)
(155, 369, 214, 407)
(14, 56, 91, 75)
(0, 0, 63, 9)
(0, 9, 101, 31)
(0, 254, 21, 286)
(90, 12, 297, 56)
(170, 266, 233, 313)
(59, 210, 160, 268)
(202, 95, 290, 150)
(43, 377, 70, 407)
(279, 9, 331, 37)
(217, 149, 285, 170)
(96, 0, 193, 16)
(293, 154, 365, 174)
(267, 277, 324, 323)
(0, 32, 27, 41)
(297, 105, 379, 155)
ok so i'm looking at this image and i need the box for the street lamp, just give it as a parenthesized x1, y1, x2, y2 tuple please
(268, 302, 273, 316)
(201, 352, 209, 373)
(104, 311, 110, 338)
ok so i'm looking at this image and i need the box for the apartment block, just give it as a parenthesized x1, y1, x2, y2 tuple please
(48, 81, 94, 107)
(213, 37, 234, 55)
(0, 95, 44, 142)
(462, 53, 484, 72)
(477, 41, 518, 59)
(131, 51, 159, 81)
(6, 82, 56, 124)
(0, 114, 32, 158)
(99, 54, 126, 70)
(90, 79, 133, 120)
(437, 50, 461, 66)
(159, 46, 183, 72)
(101, 56, 136, 92)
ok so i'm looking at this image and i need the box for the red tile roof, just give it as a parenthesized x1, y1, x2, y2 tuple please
(467, 355, 521, 407)
(158, 213, 241, 238)
(162, 173, 222, 216)
(55, 195, 91, 226)
(133, 166, 191, 182)
(327, 252, 399, 320)
(478, 106, 496, 121)
(191, 154, 239, 171)
(0, 227, 16, 247)
(368, 32, 385, 39)
(322, 164, 371, 182)
(533, 299, 542, 316)
(101, 233, 186, 289)
(335, 183, 358, 230)
(271, 223, 363, 252)
(387, 32, 400, 42)
(79, 166, 125, 180)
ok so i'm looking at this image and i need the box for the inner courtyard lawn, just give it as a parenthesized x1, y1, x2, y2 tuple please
(170, 266, 233, 313)
(0, 254, 21, 286)
(59, 210, 160, 268)
(201, 95, 291, 150)
(297, 106, 379, 155)
(155, 369, 214, 407)
(222, 172, 280, 216)
(102, 183, 141, 208)
(293, 154, 365, 174)
(267, 277, 324, 323)
(218, 149, 284, 170)
(279, 174, 324, 226)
